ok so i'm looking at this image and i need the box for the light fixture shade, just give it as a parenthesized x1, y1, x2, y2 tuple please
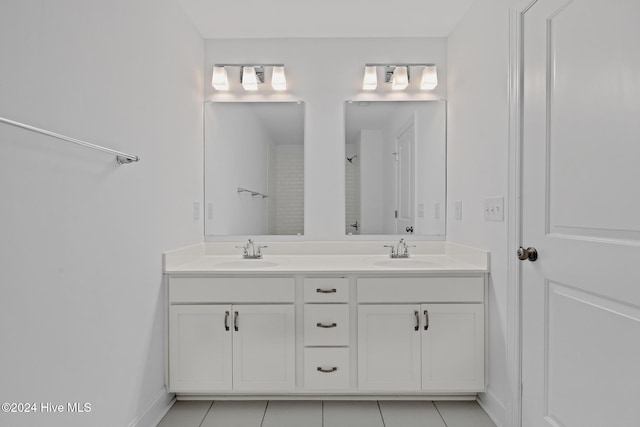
(242, 66, 259, 91)
(211, 66, 229, 90)
(421, 65, 438, 90)
(271, 66, 287, 91)
(391, 66, 409, 90)
(363, 66, 377, 90)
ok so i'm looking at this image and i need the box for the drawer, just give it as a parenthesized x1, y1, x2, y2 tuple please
(169, 277, 295, 303)
(304, 348, 350, 390)
(304, 278, 349, 303)
(357, 276, 484, 303)
(304, 305, 350, 346)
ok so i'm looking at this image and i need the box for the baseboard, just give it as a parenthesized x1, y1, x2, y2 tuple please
(478, 388, 506, 427)
(128, 387, 176, 427)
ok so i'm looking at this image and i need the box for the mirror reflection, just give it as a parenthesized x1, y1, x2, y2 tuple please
(345, 100, 446, 236)
(205, 102, 304, 236)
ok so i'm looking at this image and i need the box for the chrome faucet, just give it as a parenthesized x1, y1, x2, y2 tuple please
(236, 239, 268, 259)
(384, 238, 415, 258)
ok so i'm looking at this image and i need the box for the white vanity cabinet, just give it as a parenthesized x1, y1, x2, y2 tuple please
(357, 276, 485, 392)
(167, 277, 295, 393)
(163, 243, 489, 398)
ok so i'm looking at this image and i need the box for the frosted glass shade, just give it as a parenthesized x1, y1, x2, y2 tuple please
(420, 65, 438, 90)
(391, 66, 409, 90)
(271, 66, 287, 91)
(362, 66, 377, 90)
(242, 66, 259, 91)
(211, 66, 229, 90)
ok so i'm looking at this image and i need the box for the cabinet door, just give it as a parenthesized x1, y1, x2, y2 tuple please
(421, 304, 484, 392)
(232, 304, 295, 390)
(358, 304, 421, 390)
(169, 305, 232, 392)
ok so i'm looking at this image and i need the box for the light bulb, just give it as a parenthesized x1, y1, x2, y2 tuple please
(391, 66, 409, 90)
(362, 66, 377, 90)
(271, 66, 287, 91)
(211, 66, 229, 90)
(420, 65, 438, 90)
(242, 66, 258, 91)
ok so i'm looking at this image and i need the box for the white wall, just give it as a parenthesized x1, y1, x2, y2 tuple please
(206, 104, 272, 235)
(204, 37, 447, 239)
(0, 1, 203, 426)
(447, 0, 515, 425)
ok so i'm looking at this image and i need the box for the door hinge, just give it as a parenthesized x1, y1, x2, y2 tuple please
(395, 210, 398, 218)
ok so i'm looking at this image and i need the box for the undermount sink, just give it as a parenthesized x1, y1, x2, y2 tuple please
(215, 260, 279, 269)
(374, 259, 441, 268)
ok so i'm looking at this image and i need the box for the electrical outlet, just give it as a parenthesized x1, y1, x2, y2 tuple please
(455, 200, 463, 221)
(484, 196, 504, 221)
(193, 201, 200, 220)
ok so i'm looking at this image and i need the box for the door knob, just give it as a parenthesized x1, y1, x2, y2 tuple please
(517, 247, 538, 262)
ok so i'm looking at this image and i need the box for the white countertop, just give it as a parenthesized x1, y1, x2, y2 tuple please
(164, 242, 489, 274)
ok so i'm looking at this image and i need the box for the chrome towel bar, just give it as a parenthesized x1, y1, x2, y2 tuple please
(0, 116, 139, 164)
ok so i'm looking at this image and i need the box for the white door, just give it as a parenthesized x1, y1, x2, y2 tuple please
(232, 304, 295, 390)
(396, 119, 416, 234)
(421, 304, 484, 392)
(357, 304, 421, 390)
(521, 1, 640, 426)
(169, 305, 232, 392)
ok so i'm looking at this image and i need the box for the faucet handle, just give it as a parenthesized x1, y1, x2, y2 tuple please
(383, 244, 396, 256)
(256, 245, 268, 257)
(235, 245, 249, 256)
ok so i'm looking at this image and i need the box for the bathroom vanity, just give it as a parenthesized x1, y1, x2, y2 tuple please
(163, 241, 488, 400)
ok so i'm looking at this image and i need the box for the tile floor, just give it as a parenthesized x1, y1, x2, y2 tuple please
(157, 400, 497, 427)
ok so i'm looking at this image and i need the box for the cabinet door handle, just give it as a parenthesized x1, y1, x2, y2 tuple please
(234, 311, 239, 331)
(424, 309, 429, 331)
(316, 288, 337, 293)
(317, 367, 338, 373)
(316, 322, 337, 328)
(224, 311, 230, 331)
(414, 310, 420, 331)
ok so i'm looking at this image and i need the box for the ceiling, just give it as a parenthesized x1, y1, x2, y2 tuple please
(176, 0, 476, 39)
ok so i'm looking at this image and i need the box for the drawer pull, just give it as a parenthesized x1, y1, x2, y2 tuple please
(316, 322, 337, 328)
(317, 366, 338, 373)
(414, 310, 420, 331)
(316, 288, 337, 294)
(424, 309, 429, 331)
(224, 311, 230, 331)
(234, 311, 239, 331)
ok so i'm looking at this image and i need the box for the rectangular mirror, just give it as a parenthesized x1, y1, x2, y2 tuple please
(205, 101, 304, 236)
(345, 100, 446, 237)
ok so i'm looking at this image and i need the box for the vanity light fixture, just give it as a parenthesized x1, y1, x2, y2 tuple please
(362, 63, 437, 91)
(212, 64, 287, 92)
(362, 66, 378, 90)
(211, 66, 229, 90)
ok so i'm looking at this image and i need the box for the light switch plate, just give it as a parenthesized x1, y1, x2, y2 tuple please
(454, 200, 463, 221)
(484, 196, 504, 221)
